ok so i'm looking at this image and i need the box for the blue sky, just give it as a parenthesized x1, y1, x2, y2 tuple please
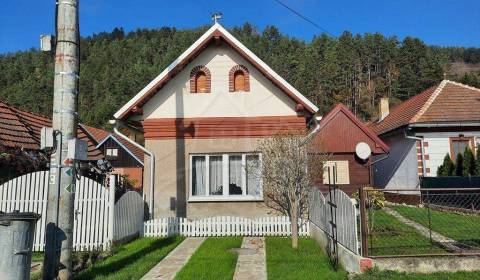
(1, 0, 479, 54)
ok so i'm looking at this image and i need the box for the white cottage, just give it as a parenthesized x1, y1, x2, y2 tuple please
(370, 80, 480, 190)
(113, 23, 318, 218)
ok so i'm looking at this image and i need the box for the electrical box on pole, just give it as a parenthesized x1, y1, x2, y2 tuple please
(67, 139, 88, 161)
(40, 35, 54, 52)
(40, 127, 54, 150)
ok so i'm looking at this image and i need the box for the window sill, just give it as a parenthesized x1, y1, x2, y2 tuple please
(188, 196, 264, 203)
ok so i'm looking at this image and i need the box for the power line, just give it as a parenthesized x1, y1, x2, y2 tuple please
(273, 0, 337, 38)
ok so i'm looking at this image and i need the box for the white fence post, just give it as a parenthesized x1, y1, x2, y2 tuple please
(107, 174, 116, 250)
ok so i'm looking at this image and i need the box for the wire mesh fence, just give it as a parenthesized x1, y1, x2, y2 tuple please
(361, 188, 480, 257)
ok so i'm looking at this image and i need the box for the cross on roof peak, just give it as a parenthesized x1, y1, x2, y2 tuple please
(211, 12, 223, 24)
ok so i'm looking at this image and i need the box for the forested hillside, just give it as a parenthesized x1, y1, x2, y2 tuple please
(1, 23, 479, 128)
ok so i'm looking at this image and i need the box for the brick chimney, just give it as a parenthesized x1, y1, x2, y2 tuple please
(379, 97, 389, 121)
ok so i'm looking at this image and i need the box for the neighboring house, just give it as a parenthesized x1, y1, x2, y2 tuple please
(309, 104, 389, 195)
(113, 23, 318, 218)
(370, 80, 480, 190)
(0, 100, 104, 180)
(80, 124, 144, 189)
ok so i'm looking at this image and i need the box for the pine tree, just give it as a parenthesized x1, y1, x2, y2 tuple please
(437, 154, 455, 176)
(476, 148, 480, 176)
(463, 147, 476, 176)
(455, 153, 464, 176)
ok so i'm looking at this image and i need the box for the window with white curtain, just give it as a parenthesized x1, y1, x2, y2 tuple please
(189, 153, 262, 201)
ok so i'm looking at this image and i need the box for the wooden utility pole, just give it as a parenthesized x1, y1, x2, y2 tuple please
(43, 0, 80, 279)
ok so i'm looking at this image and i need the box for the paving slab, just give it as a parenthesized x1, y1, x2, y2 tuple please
(233, 237, 267, 280)
(141, 237, 205, 280)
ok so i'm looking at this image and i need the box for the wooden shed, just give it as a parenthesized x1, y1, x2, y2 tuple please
(309, 104, 389, 195)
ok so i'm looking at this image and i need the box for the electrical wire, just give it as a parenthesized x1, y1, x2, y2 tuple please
(272, 0, 337, 38)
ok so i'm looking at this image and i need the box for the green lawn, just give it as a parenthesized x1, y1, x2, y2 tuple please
(174, 237, 242, 280)
(353, 268, 480, 280)
(393, 205, 480, 247)
(266, 237, 347, 280)
(368, 209, 446, 256)
(75, 236, 184, 280)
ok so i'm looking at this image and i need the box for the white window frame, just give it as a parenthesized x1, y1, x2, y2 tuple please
(189, 153, 263, 202)
(106, 148, 118, 157)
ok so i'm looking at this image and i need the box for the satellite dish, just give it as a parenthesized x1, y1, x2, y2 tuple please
(355, 142, 371, 160)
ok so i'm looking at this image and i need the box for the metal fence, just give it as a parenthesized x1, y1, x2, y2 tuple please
(360, 188, 480, 258)
(309, 186, 360, 255)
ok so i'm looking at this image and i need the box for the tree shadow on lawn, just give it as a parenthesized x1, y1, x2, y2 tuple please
(75, 237, 180, 280)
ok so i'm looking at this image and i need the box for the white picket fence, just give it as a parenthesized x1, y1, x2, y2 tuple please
(309, 187, 360, 254)
(144, 216, 309, 237)
(0, 171, 144, 251)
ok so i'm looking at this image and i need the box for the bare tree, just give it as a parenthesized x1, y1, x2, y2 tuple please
(253, 130, 327, 248)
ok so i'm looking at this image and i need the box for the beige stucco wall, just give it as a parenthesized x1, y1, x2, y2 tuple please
(144, 137, 272, 218)
(141, 44, 298, 119)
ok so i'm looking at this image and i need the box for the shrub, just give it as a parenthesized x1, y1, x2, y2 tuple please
(437, 154, 455, 176)
(463, 147, 476, 176)
(455, 153, 464, 176)
(352, 186, 386, 209)
(476, 148, 480, 175)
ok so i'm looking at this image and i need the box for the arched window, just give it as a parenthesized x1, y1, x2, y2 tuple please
(234, 71, 245, 92)
(190, 66, 211, 93)
(229, 65, 250, 92)
(195, 71, 207, 93)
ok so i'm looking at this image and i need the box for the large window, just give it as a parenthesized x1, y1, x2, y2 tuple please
(190, 153, 262, 201)
(450, 137, 473, 160)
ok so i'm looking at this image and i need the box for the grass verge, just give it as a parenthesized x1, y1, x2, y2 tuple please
(174, 237, 242, 280)
(266, 237, 347, 280)
(393, 205, 480, 247)
(368, 209, 446, 256)
(75, 236, 184, 280)
(353, 268, 480, 280)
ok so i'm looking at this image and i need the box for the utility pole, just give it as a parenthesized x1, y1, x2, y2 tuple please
(43, 0, 80, 279)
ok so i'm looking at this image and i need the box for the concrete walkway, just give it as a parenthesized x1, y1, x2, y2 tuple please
(384, 207, 465, 252)
(141, 237, 205, 280)
(233, 237, 267, 280)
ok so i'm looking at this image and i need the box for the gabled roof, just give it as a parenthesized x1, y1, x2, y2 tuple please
(0, 101, 104, 160)
(370, 80, 480, 135)
(80, 124, 144, 165)
(113, 23, 318, 120)
(311, 104, 389, 154)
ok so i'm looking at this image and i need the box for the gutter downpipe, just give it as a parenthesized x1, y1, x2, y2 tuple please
(405, 131, 426, 178)
(111, 120, 155, 219)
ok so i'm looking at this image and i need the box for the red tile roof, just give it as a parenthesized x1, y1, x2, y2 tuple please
(0, 101, 103, 160)
(311, 104, 389, 154)
(370, 80, 480, 135)
(80, 124, 144, 164)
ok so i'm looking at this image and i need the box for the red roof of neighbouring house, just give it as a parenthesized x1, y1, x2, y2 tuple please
(80, 124, 144, 164)
(370, 80, 480, 135)
(0, 101, 103, 160)
(310, 103, 389, 154)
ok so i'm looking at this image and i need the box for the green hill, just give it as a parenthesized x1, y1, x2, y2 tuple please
(1, 23, 479, 128)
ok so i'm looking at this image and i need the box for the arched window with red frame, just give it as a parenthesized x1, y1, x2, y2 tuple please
(229, 65, 250, 92)
(190, 66, 211, 93)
